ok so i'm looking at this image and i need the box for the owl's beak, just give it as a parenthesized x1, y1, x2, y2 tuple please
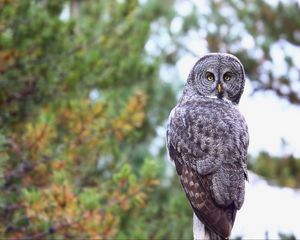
(217, 83, 222, 94)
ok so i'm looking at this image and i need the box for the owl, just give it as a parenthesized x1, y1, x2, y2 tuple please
(166, 53, 249, 239)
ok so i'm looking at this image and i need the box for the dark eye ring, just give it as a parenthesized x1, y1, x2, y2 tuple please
(206, 72, 214, 81)
(223, 73, 232, 81)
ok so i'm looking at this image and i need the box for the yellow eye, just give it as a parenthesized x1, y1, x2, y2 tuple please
(224, 73, 231, 81)
(206, 73, 214, 81)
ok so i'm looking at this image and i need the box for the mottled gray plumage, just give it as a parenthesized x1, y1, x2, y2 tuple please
(166, 53, 249, 239)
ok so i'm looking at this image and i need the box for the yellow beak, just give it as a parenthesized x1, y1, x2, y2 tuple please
(217, 83, 222, 93)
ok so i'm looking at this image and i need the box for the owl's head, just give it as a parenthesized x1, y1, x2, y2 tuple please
(186, 53, 245, 104)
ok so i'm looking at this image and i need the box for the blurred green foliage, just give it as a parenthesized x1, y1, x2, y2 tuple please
(249, 152, 300, 188)
(1, 0, 300, 239)
(0, 0, 190, 238)
(278, 232, 297, 240)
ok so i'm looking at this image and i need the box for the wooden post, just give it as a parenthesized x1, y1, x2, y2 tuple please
(193, 213, 209, 240)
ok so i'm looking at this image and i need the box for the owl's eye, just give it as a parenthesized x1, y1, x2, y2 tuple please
(206, 72, 214, 81)
(223, 73, 232, 81)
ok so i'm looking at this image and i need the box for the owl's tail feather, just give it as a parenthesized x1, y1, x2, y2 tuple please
(193, 213, 226, 240)
(205, 226, 226, 240)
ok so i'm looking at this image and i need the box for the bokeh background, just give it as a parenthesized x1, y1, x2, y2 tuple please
(1, 0, 300, 239)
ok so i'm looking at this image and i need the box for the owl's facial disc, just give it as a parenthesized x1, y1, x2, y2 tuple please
(189, 53, 245, 104)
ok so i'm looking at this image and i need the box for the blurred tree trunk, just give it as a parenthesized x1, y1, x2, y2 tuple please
(71, 0, 80, 18)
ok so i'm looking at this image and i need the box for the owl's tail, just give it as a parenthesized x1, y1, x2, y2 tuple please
(205, 226, 226, 240)
(193, 213, 226, 240)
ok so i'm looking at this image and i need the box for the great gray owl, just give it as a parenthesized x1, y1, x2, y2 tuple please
(166, 53, 249, 239)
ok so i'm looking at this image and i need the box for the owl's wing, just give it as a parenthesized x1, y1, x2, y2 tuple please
(167, 105, 247, 238)
(168, 140, 235, 238)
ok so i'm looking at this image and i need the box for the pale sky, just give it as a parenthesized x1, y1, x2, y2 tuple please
(232, 171, 300, 239)
(240, 81, 300, 157)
